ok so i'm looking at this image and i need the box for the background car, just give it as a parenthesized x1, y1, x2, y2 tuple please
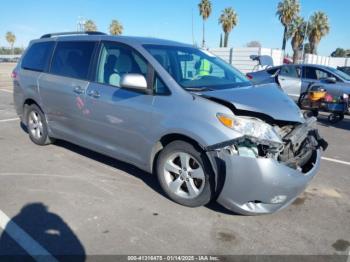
(337, 66, 350, 76)
(247, 64, 350, 99)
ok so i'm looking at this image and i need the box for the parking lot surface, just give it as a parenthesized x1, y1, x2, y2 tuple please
(0, 63, 349, 257)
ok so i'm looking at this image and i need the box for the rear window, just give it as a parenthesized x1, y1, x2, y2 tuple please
(21, 42, 55, 72)
(50, 41, 96, 80)
(266, 67, 279, 75)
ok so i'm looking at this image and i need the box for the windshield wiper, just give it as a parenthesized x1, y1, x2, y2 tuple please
(184, 87, 215, 92)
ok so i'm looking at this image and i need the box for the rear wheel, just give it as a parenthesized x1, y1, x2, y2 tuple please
(328, 113, 344, 124)
(156, 141, 214, 207)
(26, 104, 53, 145)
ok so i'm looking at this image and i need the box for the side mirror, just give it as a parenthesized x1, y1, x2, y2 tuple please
(324, 77, 336, 84)
(120, 74, 148, 91)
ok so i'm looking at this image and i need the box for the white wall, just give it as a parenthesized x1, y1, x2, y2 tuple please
(0, 55, 21, 59)
(209, 47, 284, 73)
(304, 54, 350, 68)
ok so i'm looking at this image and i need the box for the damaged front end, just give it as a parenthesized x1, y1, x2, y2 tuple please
(207, 116, 327, 171)
(206, 116, 327, 215)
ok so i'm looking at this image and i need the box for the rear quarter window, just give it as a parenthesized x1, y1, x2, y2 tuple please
(21, 42, 55, 72)
(50, 41, 96, 80)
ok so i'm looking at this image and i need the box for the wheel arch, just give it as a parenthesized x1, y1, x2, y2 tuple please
(150, 133, 205, 175)
(150, 133, 224, 199)
(23, 98, 43, 125)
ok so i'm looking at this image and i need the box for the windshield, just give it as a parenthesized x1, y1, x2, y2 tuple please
(144, 44, 250, 91)
(327, 67, 350, 81)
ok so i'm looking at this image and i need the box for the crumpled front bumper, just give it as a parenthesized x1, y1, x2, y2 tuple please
(208, 149, 321, 215)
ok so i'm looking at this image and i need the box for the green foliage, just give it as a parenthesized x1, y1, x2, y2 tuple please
(219, 7, 238, 47)
(288, 16, 306, 62)
(308, 11, 330, 54)
(198, 0, 212, 20)
(109, 20, 123, 35)
(84, 20, 97, 32)
(246, 41, 261, 48)
(331, 48, 350, 57)
(198, 0, 212, 47)
(276, 0, 300, 50)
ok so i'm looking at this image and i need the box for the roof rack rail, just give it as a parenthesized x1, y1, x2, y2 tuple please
(40, 31, 106, 39)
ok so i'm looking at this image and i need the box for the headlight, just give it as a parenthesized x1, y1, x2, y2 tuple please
(217, 113, 283, 145)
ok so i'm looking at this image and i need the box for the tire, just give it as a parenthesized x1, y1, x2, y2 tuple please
(26, 104, 53, 145)
(328, 113, 343, 124)
(298, 92, 307, 108)
(156, 141, 214, 207)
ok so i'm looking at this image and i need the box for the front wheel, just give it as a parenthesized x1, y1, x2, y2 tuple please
(156, 141, 214, 207)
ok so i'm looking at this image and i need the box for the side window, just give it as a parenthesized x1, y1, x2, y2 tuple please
(153, 75, 170, 95)
(21, 42, 55, 72)
(303, 67, 317, 80)
(147, 48, 174, 77)
(315, 69, 331, 80)
(50, 41, 96, 80)
(280, 65, 298, 78)
(96, 42, 148, 87)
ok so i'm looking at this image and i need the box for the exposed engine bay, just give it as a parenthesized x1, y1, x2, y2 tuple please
(207, 116, 328, 172)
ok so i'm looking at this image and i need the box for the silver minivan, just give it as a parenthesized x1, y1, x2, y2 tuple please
(13, 32, 327, 215)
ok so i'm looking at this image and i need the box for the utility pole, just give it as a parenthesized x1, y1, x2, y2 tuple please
(77, 16, 86, 32)
(192, 9, 195, 46)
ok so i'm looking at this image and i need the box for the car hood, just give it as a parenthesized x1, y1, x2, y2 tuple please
(201, 83, 304, 123)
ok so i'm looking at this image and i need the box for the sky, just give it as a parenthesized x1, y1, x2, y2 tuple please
(0, 0, 349, 56)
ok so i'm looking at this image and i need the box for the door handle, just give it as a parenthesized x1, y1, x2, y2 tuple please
(73, 85, 85, 94)
(87, 90, 100, 98)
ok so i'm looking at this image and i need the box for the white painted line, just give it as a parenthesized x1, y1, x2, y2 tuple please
(0, 209, 58, 262)
(0, 117, 19, 123)
(0, 88, 13, 93)
(322, 157, 350, 166)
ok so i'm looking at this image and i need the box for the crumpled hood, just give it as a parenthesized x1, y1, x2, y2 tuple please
(202, 83, 304, 123)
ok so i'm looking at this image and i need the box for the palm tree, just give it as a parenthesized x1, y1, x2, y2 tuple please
(109, 20, 123, 35)
(198, 0, 212, 48)
(218, 7, 238, 48)
(84, 20, 97, 32)
(308, 11, 330, 54)
(276, 0, 300, 51)
(5, 32, 16, 55)
(287, 16, 306, 63)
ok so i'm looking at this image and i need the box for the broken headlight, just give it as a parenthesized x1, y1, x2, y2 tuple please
(217, 113, 283, 146)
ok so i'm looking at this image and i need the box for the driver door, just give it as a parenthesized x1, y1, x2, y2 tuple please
(277, 65, 302, 101)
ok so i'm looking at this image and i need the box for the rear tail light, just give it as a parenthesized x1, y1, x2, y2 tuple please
(11, 71, 17, 79)
(246, 74, 253, 80)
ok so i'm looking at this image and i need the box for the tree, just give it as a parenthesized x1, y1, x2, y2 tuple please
(276, 0, 300, 51)
(198, 0, 212, 47)
(218, 7, 238, 48)
(246, 41, 261, 48)
(219, 34, 223, 47)
(287, 16, 306, 63)
(84, 20, 97, 32)
(331, 48, 346, 57)
(5, 32, 16, 55)
(109, 20, 123, 35)
(301, 43, 311, 54)
(308, 11, 330, 54)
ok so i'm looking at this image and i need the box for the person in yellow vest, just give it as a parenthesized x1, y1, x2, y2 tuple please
(195, 58, 212, 78)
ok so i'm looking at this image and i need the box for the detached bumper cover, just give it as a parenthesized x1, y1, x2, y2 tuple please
(210, 149, 321, 215)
